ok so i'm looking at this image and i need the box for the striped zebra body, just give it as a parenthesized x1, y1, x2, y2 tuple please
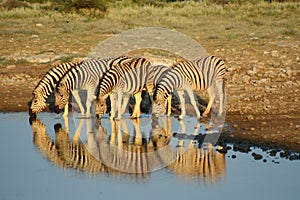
(55, 56, 130, 117)
(30, 61, 83, 116)
(95, 57, 152, 119)
(147, 65, 173, 116)
(192, 56, 226, 117)
(153, 67, 194, 119)
(153, 56, 226, 119)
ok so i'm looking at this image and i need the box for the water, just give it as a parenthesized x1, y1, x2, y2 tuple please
(0, 112, 299, 200)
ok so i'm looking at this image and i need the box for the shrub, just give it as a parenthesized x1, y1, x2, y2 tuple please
(1, 0, 32, 9)
(51, 0, 108, 12)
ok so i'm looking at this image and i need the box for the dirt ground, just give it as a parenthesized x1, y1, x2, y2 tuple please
(0, 35, 299, 152)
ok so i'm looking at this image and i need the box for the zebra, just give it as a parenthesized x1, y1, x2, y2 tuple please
(55, 56, 135, 117)
(152, 55, 226, 120)
(95, 57, 153, 120)
(29, 61, 84, 117)
(146, 65, 172, 116)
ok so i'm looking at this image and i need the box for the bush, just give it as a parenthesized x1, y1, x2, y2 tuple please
(51, 0, 108, 12)
(1, 0, 32, 9)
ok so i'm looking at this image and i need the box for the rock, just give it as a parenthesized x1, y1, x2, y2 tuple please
(269, 150, 277, 157)
(271, 50, 279, 57)
(233, 144, 251, 153)
(6, 65, 16, 69)
(245, 115, 254, 121)
(252, 152, 263, 160)
(217, 146, 228, 154)
(280, 151, 291, 158)
(25, 54, 67, 63)
(289, 155, 300, 161)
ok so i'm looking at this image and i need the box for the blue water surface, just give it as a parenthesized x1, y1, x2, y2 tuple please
(0, 112, 299, 200)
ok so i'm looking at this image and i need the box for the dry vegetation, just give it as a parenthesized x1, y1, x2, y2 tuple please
(0, 0, 299, 150)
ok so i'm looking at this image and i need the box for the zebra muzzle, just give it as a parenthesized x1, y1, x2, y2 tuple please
(53, 105, 63, 114)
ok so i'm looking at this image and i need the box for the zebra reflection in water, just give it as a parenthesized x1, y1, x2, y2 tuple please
(29, 116, 226, 182)
(30, 117, 109, 174)
(166, 120, 226, 183)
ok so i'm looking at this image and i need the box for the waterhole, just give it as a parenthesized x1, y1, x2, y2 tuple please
(0, 112, 299, 200)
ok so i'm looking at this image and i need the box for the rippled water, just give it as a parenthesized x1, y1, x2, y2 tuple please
(1, 112, 299, 200)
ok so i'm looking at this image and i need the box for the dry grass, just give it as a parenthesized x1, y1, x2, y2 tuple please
(0, 0, 299, 67)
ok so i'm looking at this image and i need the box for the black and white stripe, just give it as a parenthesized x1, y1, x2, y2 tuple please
(153, 55, 226, 119)
(95, 57, 152, 119)
(30, 61, 82, 116)
(55, 56, 130, 117)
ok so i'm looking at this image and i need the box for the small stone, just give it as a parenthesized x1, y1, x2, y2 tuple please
(289, 155, 300, 161)
(252, 152, 263, 160)
(233, 144, 250, 153)
(36, 23, 43, 27)
(269, 150, 277, 157)
(245, 115, 254, 121)
(250, 127, 256, 131)
(217, 147, 228, 154)
(6, 65, 16, 69)
(271, 50, 279, 57)
(272, 160, 280, 164)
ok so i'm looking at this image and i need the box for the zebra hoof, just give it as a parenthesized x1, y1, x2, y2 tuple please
(178, 115, 184, 120)
(130, 115, 139, 119)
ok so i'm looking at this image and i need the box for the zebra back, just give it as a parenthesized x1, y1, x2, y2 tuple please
(171, 59, 205, 91)
(57, 56, 129, 93)
(153, 68, 186, 102)
(192, 55, 226, 90)
(95, 57, 150, 97)
(147, 64, 170, 86)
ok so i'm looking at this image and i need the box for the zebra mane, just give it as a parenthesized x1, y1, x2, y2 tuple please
(33, 61, 83, 94)
(95, 56, 140, 98)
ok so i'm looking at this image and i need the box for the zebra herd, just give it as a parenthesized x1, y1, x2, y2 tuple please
(29, 55, 226, 120)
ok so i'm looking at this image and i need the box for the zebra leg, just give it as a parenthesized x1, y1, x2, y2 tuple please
(120, 94, 130, 116)
(216, 79, 225, 116)
(63, 103, 69, 117)
(109, 93, 117, 119)
(166, 94, 172, 116)
(116, 92, 124, 120)
(202, 86, 215, 117)
(131, 91, 142, 119)
(85, 88, 95, 118)
(146, 84, 154, 102)
(177, 90, 186, 120)
(72, 90, 85, 116)
(186, 87, 201, 119)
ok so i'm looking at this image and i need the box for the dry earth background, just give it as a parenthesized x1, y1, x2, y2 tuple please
(0, 1, 299, 152)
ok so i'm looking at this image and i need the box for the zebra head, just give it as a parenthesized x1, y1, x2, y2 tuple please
(152, 88, 168, 117)
(30, 91, 48, 115)
(150, 116, 172, 149)
(95, 97, 107, 118)
(55, 83, 69, 111)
